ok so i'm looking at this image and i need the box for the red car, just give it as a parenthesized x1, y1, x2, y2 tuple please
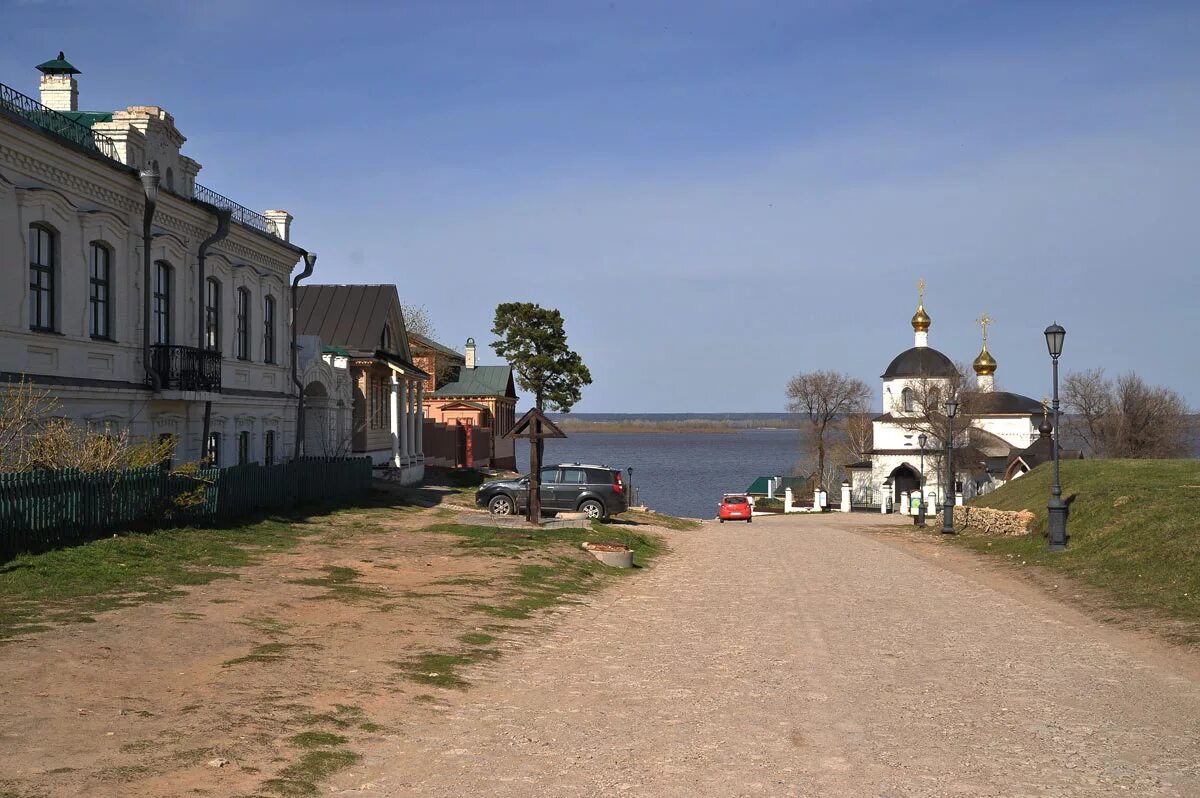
(718, 494, 753, 523)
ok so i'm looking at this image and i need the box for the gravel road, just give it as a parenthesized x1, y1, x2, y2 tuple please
(333, 513, 1200, 797)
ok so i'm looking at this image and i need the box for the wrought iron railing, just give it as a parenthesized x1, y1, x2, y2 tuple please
(192, 183, 273, 234)
(0, 81, 122, 162)
(1, 81, 279, 239)
(151, 345, 222, 392)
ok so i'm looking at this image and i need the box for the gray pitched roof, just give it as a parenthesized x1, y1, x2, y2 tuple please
(409, 332, 464, 362)
(295, 284, 427, 376)
(881, 346, 958, 379)
(433, 365, 516, 399)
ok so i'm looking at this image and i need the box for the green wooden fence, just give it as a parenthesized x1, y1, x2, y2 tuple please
(0, 457, 373, 559)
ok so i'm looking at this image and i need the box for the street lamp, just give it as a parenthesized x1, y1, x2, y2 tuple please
(1044, 323, 1068, 551)
(942, 398, 958, 535)
(916, 432, 928, 527)
(140, 166, 160, 391)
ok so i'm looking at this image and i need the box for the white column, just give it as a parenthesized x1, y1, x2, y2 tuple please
(840, 482, 851, 512)
(784, 487, 794, 513)
(880, 487, 889, 514)
(900, 491, 910, 515)
(405, 379, 416, 460)
(416, 383, 425, 459)
(390, 374, 401, 466)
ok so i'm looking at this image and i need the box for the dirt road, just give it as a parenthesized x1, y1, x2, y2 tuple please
(333, 513, 1200, 797)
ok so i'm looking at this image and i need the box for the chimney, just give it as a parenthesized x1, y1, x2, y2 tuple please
(263, 210, 293, 242)
(36, 52, 80, 112)
(465, 337, 476, 369)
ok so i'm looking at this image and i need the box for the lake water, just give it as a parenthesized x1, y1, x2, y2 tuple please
(515, 429, 805, 518)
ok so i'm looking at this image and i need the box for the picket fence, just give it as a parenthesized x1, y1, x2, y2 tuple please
(0, 457, 373, 558)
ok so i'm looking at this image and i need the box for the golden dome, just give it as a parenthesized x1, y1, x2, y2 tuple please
(973, 344, 997, 376)
(911, 303, 931, 332)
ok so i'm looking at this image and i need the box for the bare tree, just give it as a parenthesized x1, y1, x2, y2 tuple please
(785, 370, 871, 487)
(401, 304, 437, 341)
(1063, 369, 1191, 458)
(842, 411, 874, 464)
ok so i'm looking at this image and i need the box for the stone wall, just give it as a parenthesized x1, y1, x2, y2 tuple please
(933, 506, 1037, 536)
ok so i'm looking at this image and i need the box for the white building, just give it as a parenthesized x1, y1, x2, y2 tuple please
(849, 289, 1044, 511)
(0, 53, 312, 466)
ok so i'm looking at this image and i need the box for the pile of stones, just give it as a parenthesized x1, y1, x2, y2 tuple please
(933, 506, 1037, 536)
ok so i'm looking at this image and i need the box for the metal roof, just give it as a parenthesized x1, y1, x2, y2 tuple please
(409, 331, 464, 362)
(433, 365, 516, 399)
(295, 284, 412, 363)
(881, 346, 958, 379)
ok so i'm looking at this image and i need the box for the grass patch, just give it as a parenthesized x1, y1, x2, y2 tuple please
(262, 750, 361, 797)
(222, 642, 299, 667)
(392, 649, 500, 689)
(623, 509, 701, 531)
(957, 459, 1200, 627)
(0, 502, 401, 642)
(459, 631, 495, 645)
(295, 704, 366, 730)
(288, 566, 387, 603)
(290, 731, 348, 749)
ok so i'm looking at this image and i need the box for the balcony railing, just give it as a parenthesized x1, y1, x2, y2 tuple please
(151, 345, 222, 393)
(0, 81, 122, 162)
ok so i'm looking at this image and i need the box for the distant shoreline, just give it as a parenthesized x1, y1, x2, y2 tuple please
(553, 419, 803, 434)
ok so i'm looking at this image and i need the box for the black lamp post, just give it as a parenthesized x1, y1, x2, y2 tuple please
(916, 432, 928, 527)
(627, 466, 634, 506)
(1044, 323, 1068, 551)
(140, 166, 160, 391)
(941, 399, 958, 535)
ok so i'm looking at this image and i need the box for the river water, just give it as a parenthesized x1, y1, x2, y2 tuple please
(515, 429, 805, 519)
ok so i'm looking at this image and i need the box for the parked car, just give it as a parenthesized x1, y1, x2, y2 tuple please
(718, 494, 753, 523)
(476, 463, 628, 520)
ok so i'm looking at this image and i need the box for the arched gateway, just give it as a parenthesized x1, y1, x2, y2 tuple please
(888, 463, 921, 504)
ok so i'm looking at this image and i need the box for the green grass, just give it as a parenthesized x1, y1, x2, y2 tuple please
(0, 506, 389, 642)
(957, 459, 1200, 626)
(622, 509, 701, 531)
(261, 750, 361, 796)
(288, 566, 387, 603)
(289, 731, 348, 749)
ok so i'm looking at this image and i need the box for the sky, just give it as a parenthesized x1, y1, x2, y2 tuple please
(3, 0, 1198, 412)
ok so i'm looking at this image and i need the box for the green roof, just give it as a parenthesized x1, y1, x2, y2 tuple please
(321, 345, 350, 356)
(433, 365, 515, 399)
(746, 475, 813, 495)
(59, 111, 113, 128)
(36, 53, 80, 75)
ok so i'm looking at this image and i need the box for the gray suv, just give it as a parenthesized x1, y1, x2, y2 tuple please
(475, 464, 628, 520)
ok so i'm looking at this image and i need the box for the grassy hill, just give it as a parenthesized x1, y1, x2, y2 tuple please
(962, 459, 1200, 625)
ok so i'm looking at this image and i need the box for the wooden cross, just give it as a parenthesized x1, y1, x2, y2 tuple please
(977, 312, 994, 345)
(504, 408, 567, 526)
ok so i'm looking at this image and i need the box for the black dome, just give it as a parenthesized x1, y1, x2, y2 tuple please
(881, 346, 957, 379)
(969, 391, 1043, 415)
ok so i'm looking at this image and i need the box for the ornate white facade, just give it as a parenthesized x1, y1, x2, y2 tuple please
(0, 54, 309, 466)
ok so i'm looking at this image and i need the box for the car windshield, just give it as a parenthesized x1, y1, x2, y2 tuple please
(724, 496, 747, 504)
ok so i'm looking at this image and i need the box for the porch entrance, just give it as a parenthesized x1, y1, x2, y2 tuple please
(888, 464, 921, 505)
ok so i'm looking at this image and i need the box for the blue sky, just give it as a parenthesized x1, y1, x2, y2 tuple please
(3, 1, 1197, 412)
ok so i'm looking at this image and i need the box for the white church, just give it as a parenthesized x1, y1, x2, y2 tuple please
(847, 284, 1053, 512)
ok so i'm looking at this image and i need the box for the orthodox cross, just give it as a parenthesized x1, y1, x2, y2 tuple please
(917, 278, 926, 305)
(977, 311, 994, 345)
(504, 408, 567, 526)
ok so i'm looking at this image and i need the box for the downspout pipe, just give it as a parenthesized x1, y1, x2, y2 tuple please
(291, 251, 317, 459)
(195, 206, 231, 464)
(140, 167, 161, 391)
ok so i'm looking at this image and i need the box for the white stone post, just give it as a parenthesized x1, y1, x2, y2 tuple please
(766, 480, 774, 500)
(880, 490, 888, 514)
(784, 487, 794, 513)
(389, 374, 401, 467)
(955, 491, 964, 507)
(813, 488, 821, 510)
(899, 491, 910, 515)
(841, 482, 851, 512)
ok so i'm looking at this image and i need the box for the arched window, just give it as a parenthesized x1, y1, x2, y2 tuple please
(28, 224, 56, 331)
(204, 278, 221, 351)
(153, 261, 172, 345)
(263, 295, 276, 363)
(89, 242, 112, 339)
(165, 167, 175, 192)
(235, 287, 250, 360)
(380, 324, 392, 351)
(901, 387, 915, 413)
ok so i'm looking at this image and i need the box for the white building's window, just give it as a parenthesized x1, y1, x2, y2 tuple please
(238, 430, 251, 464)
(263, 295, 276, 363)
(29, 224, 56, 331)
(235, 287, 250, 360)
(205, 278, 221, 351)
(206, 432, 221, 466)
(264, 430, 276, 465)
(153, 261, 172, 345)
(901, 388, 915, 413)
(89, 242, 112, 339)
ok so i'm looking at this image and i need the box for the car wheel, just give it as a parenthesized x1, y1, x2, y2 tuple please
(747, 517, 753, 523)
(489, 495, 514, 516)
(579, 499, 604, 520)
(719, 518, 725, 523)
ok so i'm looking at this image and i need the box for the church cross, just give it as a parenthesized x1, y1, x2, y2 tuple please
(977, 312, 994, 345)
(917, 278, 926, 305)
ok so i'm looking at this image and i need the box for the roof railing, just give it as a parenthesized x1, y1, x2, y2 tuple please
(0, 80, 121, 161)
(0, 80, 277, 238)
